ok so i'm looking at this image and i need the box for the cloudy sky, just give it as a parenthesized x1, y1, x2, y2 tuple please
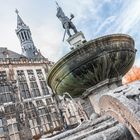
(0, 0, 140, 65)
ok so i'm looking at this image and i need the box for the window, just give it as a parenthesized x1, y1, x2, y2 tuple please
(43, 116, 48, 123)
(40, 81, 49, 95)
(1, 92, 12, 103)
(36, 69, 49, 95)
(8, 124, 13, 134)
(32, 88, 40, 97)
(7, 116, 20, 139)
(27, 70, 35, 81)
(27, 32, 30, 40)
(0, 85, 9, 93)
(27, 70, 41, 97)
(0, 84, 13, 103)
(38, 108, 46, 115)
(0, 71, 7, 81)
(2, 94, 6, 102)
(29, 116, 41, 136)
(24, 32, 28, 40)
(20, 83, 28, 90)
(0, 127, 3, 135)
(29, 120, 34, 128)
(19, 33, 22, 41)
(40, 117, 44, 123)
(42, 125, 47, 132)
(0, 118, 4, 136)
(17, 70, 26, 82)
(36, 100, 44, 107)
(46, 98, 53, 105)
(5, 105, 15, 114)
(24, 102, 34, 110)
(17, 70, 31, 99)
(30, 82, 37, 88)
(36, 69, 45, 81)
(52, 112, 58, 121)
(46, 114, 52, 124)
(7, 93, 12, 102)
(21, 32, 24, 40)
(20, 84, 31, 99)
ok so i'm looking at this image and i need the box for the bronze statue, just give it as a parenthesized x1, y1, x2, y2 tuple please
(56, 2, 78, 40)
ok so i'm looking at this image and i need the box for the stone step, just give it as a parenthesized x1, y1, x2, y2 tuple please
(66, 119, 118, 140)
(61, 117, 116, 140)
(82, 124, 133, 140)
(42, 115, 116, 140)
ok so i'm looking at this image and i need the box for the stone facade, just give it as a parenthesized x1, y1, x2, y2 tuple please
(0, 57, 62, 140)
(0, 50, 87, 140)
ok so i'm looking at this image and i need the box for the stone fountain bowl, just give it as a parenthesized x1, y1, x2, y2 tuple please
(47, 34, 136, 97)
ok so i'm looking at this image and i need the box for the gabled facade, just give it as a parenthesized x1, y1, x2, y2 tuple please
(0, 50, 62, 140)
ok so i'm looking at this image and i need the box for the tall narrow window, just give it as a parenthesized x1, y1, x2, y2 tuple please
(19, 33, 23, 42)
(7, 115, 20, 140)
(21, 32, 24, 40)
(27, 32, 30, 40)
(0, 84, 13, 103)
(36, 69, 49, 95)
(17, 70, 31, 99)
(0, 118, 4, 137)
(0, 71, 7, 81)
(24, 31, 28, 40)
(25, 102, 41, 137)
(27, 70, 41, 97)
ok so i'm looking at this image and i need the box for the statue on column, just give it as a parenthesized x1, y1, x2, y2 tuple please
(56, 2, 78, 40)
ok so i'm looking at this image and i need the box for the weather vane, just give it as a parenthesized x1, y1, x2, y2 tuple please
(15, 9, 19, 14)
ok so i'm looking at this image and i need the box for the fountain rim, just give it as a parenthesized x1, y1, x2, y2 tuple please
(47, 33, 134, 88)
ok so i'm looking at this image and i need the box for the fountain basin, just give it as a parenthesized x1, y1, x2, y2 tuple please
(47, 34, 136, 97)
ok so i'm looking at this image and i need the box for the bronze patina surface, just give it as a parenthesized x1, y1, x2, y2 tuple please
(47, 34, 136, 97)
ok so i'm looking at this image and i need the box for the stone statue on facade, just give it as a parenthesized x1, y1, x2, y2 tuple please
(56, 2, 78, 40)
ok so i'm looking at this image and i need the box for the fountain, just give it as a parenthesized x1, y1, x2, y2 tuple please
(48, 34, 136, 97)
(46, 2, 140, 140)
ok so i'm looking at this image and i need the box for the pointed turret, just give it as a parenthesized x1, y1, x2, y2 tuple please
(15, 9, 42, 59)
(15, 9, 26, 28)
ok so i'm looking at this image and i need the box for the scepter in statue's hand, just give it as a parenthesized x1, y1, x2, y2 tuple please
(55, 1, 59, 8)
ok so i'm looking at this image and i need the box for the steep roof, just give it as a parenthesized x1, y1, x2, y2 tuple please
(0, 47, 26, 59)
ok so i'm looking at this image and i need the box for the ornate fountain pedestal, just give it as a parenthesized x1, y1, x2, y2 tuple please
(67, 31, 86, 49)
(82, 76, 122, 115)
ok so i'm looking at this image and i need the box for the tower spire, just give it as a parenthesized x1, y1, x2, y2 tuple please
(15, 10, 42, 59)
(15, 9, 26, 29)
(15, 9, 19, 14)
